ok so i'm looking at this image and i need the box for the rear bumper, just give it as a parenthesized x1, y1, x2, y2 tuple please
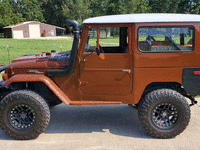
(183, 68, 200, 96)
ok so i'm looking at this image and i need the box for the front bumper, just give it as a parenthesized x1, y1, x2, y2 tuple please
(0, 66, 8, 100)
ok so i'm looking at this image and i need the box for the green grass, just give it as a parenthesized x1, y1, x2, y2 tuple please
(0, 72, 3, 80)
(139, 36, 192, 45)
(100, 37, 119, 46)
(88, 36, 120, 47)
(0, 38, 73, 65)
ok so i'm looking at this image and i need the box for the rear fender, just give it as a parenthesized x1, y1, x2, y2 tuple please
(2, 74, 72, 104)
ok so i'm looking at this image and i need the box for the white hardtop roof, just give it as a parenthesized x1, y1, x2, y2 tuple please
(83, 13, 200, 24)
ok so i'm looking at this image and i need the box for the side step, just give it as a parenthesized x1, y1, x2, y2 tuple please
(70, 101, 122, 105)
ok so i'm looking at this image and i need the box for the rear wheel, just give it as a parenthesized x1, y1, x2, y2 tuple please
(0, 90, 50, 140)
(138, 89, 190, 138)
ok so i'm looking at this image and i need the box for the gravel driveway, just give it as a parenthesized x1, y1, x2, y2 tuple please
(0, 99, 200, 150)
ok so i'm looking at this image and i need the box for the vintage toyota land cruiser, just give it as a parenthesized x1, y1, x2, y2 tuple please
(0, 14, 199, 140)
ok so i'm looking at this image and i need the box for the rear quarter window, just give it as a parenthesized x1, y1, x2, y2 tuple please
(138, 26, 194, 52)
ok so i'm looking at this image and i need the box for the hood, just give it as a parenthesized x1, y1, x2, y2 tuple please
(7, 51, 71, 76)
(12, 51, 70, 63)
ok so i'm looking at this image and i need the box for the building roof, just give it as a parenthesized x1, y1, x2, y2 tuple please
(83, 13, 200, 24)
(3, 21, 65, 30)
(4, 21, 39, 28)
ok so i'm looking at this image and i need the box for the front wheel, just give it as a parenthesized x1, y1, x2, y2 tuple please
(138, 89, 190, 139)
(0, 90, 50, 140)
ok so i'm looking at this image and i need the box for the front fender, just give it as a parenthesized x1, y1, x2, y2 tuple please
(2, 74, 72, 105)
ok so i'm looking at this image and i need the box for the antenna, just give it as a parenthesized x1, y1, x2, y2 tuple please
(7, 45, 10, 64)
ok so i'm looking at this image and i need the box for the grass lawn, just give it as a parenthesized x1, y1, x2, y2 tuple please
(0, 38, 73, 66)
(0, 72, 3, 80)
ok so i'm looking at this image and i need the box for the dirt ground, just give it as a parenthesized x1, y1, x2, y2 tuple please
(0, 99, 200, 150)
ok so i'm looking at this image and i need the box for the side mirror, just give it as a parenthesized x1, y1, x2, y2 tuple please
(95, 47, 100, 56)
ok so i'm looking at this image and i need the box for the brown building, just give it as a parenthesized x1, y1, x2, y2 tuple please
(3, 21, 66, 39)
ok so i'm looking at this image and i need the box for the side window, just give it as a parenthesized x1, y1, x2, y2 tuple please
(83, 28, 97, 53)
(83, 27, 128, 53)
(99, 27, 119, 47)
(138, 26, 194, 52)
(99, 27, 128, 53)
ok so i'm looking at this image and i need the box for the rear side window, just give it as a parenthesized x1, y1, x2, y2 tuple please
(138, 26, 194, 52)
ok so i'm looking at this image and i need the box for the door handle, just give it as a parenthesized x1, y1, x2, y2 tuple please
(123, 69, 131, 73)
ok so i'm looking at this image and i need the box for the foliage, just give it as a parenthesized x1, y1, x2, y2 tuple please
(177, 0, 200, 14)
(17, 0, 45, 22)
(0, 0, 200, 32)
(0, 0, 25, 29)
(148, 0, 179, 13)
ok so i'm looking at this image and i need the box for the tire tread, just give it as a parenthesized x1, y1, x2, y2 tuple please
(138, 89, 190, 139)
(0, 90, 50, 140)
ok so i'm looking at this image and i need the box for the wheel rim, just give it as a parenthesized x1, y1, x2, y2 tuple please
(8, 104, 36, 130)
(151, 102, 180, 129)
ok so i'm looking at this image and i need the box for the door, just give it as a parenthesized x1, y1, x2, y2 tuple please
(29, 24, 40, 38)
(79, 26, 133, 95)
(13, 30, 24, 39)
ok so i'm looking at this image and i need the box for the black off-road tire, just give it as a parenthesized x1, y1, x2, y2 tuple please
(138, 89, 190, 139)
(0, 90, 50, 140)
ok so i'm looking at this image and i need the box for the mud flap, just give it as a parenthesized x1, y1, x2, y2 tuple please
(182, 68, 200, 96)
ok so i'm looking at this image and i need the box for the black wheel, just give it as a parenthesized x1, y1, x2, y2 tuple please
(0, 90, 50, 140)
(138, 89, 190, 139)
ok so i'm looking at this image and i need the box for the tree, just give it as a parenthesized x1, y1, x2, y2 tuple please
(70, 0, 91, 23)
(40, 0, 71, 27)
(148, 0, 179, 13)
(17, 0, 45, 22)
(89, 0, 107, 17)
(0, 0, 13, 28)
(136, 0, 150, 13)
(0, 0, 25, 28)
(177, 0, 200, 14)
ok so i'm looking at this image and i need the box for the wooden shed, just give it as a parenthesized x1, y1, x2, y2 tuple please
(3, 21, 66, 39)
